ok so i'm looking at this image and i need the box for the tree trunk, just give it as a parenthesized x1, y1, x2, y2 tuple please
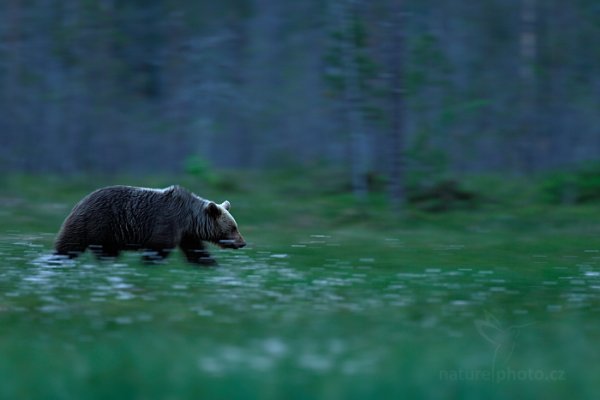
(342, 0, 368, 202)
(518, 0, 538, 173)
(387, 1, 407, 212)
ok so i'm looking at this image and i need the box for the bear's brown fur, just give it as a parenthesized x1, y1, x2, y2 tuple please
(54, 185, 245, 265)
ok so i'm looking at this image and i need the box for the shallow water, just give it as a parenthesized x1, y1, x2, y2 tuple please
(1, 233, 599, 399)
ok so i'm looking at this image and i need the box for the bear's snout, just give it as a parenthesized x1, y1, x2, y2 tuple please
(218, 234, 246, 249)
(233, 236, 246, 249)
(232, 233, 246, 249)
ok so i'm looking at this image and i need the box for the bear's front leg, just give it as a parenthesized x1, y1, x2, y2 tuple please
(180, 241, 216, 266)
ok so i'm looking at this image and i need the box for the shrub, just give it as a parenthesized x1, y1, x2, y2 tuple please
(540, 163, 600, 204)
(408, 179, 479, 212)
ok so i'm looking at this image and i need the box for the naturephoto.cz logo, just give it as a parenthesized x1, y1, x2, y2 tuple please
(439, 367, 566, 382)
(439, 311, 566, 383)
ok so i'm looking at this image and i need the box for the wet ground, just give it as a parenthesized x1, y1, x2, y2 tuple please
(1, 231, 599, 399)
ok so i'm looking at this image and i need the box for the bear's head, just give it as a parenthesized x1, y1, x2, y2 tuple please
(205, 200, 246, 249)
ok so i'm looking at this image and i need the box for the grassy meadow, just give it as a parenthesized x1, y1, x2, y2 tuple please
(0, 171, 599, 399)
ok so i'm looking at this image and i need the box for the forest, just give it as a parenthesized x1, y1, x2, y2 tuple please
(2, 0, 599, 182)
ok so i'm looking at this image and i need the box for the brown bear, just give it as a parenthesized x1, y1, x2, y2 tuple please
(54, 185, 246, 265)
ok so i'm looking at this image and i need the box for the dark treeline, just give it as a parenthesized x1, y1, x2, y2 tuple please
(1, 0, 599, 177)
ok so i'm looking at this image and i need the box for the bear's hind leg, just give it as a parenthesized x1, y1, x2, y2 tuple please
(55, 240, 86, 259)
(90, 245, 120, 261)
(141, 248, 172, 264)
(54, 248, 85, 259)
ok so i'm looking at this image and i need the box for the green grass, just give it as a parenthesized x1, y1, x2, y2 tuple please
(0, 172, 599, 399)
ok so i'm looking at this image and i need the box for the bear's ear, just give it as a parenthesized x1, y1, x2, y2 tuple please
(206, 201, 221, 217)
(221, 200, 231, 211)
